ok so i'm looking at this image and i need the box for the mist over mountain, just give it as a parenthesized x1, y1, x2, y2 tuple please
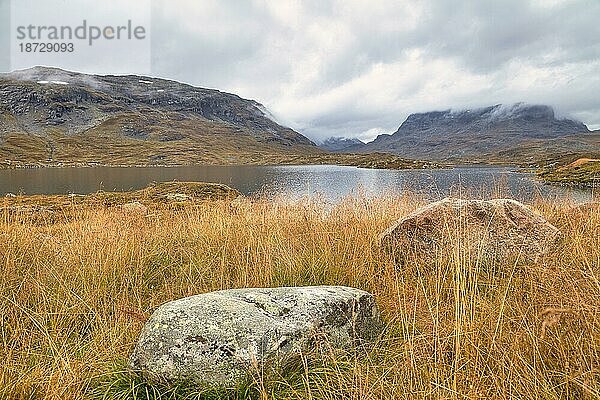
(346, 103, 595, 162)
(0, 67, 317, 166)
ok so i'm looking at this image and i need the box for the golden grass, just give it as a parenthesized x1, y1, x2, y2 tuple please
(1, 194, 599, 399)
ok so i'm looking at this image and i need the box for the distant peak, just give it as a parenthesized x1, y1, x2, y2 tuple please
(6, 66, 76, 77)
(319, 136, 365, 152)
(321, 136, 364, 144)
(398, 103, 585, 131)
(386, 103, 588, 141)
(486, 103, 555, 121)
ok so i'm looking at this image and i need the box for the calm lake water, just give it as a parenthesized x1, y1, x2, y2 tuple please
(0, 165, 595, 203)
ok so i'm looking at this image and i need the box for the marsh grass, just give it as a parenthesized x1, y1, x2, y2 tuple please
(1, 193, 599, 399)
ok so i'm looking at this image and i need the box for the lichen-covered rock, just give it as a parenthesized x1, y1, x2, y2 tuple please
(119, 201, 148, 214)
(129, 286, 381, 387)
(164, 193, 191, 202)
(381, 197, 561, 265)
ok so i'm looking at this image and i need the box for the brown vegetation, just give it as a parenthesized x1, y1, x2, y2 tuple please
(1, 192, 599, 399)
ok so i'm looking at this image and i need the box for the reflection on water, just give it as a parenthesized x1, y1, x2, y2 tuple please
(0, 164, 595, 203)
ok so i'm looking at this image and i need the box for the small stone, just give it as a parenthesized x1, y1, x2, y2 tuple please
(119, 201, 148, 214)
(164, 193, 191, 202)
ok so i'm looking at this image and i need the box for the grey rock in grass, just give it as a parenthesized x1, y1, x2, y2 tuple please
(129, 286, 381, 387)
(119, 201, 148, 214)
(164, 193, 192, 202)
(381, 197, 562, 265)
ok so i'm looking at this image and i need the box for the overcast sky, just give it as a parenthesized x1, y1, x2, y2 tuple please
(3, 0, 600, 141)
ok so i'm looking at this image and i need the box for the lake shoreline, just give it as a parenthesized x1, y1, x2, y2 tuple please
(6, 159, 589, 189)
(0, 152, 445, 171)
(1, 164, 595, 204)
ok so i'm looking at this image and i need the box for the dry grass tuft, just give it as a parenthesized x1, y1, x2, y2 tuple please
(1, 193, 599, 399)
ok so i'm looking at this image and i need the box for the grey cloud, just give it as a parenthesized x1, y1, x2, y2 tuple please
(410, 0, 600, 72)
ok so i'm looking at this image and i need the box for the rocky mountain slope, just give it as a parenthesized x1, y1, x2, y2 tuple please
(0, 67, 320, 167)
(348, 104, 596, 163)
(319, 136, 365, 152)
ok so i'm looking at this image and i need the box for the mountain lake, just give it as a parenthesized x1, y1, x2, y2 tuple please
(0, 164, 595, 203)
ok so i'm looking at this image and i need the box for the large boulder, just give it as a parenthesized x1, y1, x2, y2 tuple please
(380, 198, 561, 265)
(129, 286, 381, 387)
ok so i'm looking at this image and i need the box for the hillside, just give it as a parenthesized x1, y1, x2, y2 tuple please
(0, 67, 322, 167)
(538, 157, 600, 187)
(348, 103, 596, 164)
(319, 136, 365, 152)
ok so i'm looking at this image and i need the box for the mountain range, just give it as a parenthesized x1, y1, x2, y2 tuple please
(1, 67, 598, 169)
(339, 103, 599, 164)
